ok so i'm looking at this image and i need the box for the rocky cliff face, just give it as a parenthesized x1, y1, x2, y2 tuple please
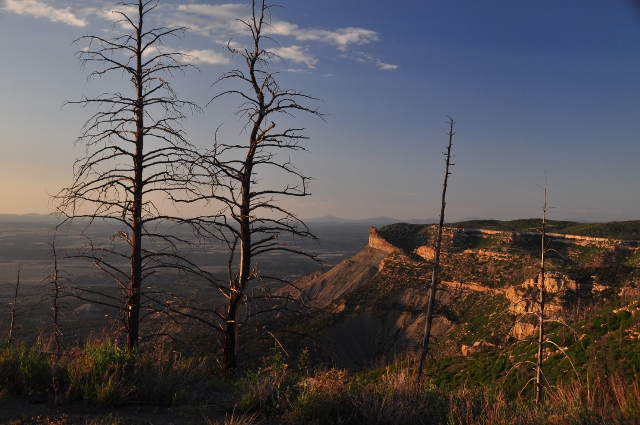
(367, 227, 398, 254)
(290, 246, 388, 310)
(280, 221, 640, 370)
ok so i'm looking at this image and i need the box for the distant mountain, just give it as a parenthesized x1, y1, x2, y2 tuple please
(305, 215, 438, 227)
(0, 213, 60, 223)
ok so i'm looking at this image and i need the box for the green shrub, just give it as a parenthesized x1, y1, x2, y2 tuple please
(0, 342, 52, 397)
(67, 340, 135, 406)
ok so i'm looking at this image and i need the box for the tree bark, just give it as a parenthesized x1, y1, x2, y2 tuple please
(417, 117, 455, 378)
(535, 187, 547, 403)
(126, 2, 145, 350)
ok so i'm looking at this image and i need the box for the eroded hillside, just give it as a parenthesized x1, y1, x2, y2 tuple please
(274, 221, 640, 391)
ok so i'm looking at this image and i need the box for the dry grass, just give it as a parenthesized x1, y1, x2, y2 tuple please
(206, 411, 261, 425)
(236, 351, 640, 425)
(3, 340, 640, 424)
(0, 337, 221, 409)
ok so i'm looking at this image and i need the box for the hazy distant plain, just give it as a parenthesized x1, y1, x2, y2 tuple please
(0, 215, 372, 342)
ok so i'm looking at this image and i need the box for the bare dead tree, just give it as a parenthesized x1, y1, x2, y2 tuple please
(417, 116, 455, 378)
(535, 182, 548, 403)
(7, 266, 22, 345)
(48, 241, 62, 355)
(176, 0, 323, 372)
(53, 0, 201, 350)
(42, 238, 73, 357)
(502, 179, 582, 401)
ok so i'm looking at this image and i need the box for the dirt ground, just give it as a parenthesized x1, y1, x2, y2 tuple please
(0, 396, 251, 425)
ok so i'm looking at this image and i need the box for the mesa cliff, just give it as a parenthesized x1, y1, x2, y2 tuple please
(278, 221, 640, 371)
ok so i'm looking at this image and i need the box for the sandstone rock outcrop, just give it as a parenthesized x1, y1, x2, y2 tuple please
(461, 340, 496, 356)
(414, 245, 435, 261)
(509, 322, 536, 340)
(522, 272, 579, 293)
(368, 227, 399, 253)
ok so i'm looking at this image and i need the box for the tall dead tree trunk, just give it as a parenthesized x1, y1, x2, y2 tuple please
(8, 266, 21, 345)
(417, 116, 455, 378)
(49, 240, 62, 356)
(536, 185, 548, 403)
(126, 4, 145, 348)
(223, 133, 257, 371)
(178, 0, 323, 372)
(54, 0, 199, 350)
(39, 234, 74, 357)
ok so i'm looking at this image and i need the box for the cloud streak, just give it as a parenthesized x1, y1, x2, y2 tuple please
(2, 0, 87, 27)
(140, 44, 232, 65)
(1, 1, 397, 71)
(265, 21, 379, 51)
(170, 4, 249, 37)
(165, 3, 394, 70)
(354, 52, 399, 71)
(182, 49, 231, 65)
(172, 4, 381, 51)
(272, 45, 318, 69)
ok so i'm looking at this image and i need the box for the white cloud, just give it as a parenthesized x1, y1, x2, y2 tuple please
(102, 5, 139, 29)
(378, 62, 399, 71)
(3, 0, 87, 27)
(5, 1, 393, 71)
(170, 3, 249, 37)
(182, 49, 231, 65)
(284, 68, 311, 74)
(353, 52, 399, 71)
(176, 3, 246, 20)
(160, 4, 388, 69)
(140, 44, 231, 66)
(106, 5, 139, 18)
(267, 20, 299, 37)
(262, 21, 380, 51)
(271, 45, 318, 69)
(167, 4, 380, 51)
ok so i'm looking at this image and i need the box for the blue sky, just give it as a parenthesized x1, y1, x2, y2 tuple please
(1, 0, 639, 222)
